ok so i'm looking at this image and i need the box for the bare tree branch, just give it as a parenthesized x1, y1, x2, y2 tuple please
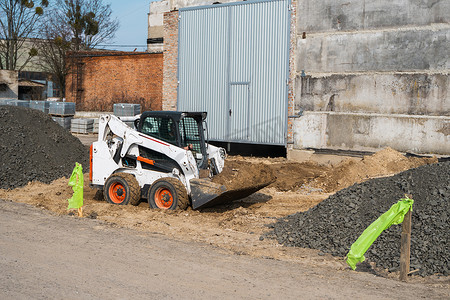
(36, 0, 119, 98)
(0, 0, 47, 70)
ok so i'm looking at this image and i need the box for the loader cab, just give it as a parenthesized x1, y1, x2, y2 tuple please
(138, 111, 208, 169)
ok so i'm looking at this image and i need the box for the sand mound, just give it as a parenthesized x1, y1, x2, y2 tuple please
(212, 160, 276, 190)
(313, 148, 437, 192)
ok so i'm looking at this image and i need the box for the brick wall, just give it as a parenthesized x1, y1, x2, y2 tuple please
(65, 52, 163, 112)
(162, 10, 179, 111)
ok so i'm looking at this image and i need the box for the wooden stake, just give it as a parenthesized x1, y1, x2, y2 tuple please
(400, 208, 412, 281)
(77, 206, 83, 218)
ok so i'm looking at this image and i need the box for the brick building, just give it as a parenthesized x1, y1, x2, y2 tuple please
(66, 51, 163, 112)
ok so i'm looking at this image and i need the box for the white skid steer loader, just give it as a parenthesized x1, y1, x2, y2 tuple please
(90, 111, 265, 210)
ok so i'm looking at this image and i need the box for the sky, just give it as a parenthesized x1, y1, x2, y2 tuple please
(99, 0, 151, 52)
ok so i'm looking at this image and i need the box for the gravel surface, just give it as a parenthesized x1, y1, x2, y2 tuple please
(0, 106, 89, 189)
(269, 162, 450, 276)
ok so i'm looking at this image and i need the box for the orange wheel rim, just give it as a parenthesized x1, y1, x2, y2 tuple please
(154, 187, 174, 209)
(109, 182, 126, 204)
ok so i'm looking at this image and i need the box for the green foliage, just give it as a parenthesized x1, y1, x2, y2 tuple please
(28, 47, 38, 57)
(54, 36, 71, 49)
(35, 6, 44, 15)
(83, 12, 99, 36)
(21, 0, 35, 9)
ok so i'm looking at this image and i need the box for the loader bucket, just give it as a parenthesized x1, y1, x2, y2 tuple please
(189, 178, 272, 209)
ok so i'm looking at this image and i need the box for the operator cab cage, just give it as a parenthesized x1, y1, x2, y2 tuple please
(137, 111, 209, 169)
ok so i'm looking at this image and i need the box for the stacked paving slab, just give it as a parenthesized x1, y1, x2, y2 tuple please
(93, 118, 99, 133)
(71, 118, 95, 134)
(29, 100, 50, 114)
(0, 99, 15, 105)
(113, 103, 141, 128)
(0, 99, 31, 107)
(2, 100, 142, 133)
(49, 102, 76, 130)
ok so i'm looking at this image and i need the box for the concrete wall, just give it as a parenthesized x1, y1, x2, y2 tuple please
(66, 52, 163, 112)
(293, 112, 450, 155)
(293, 0, 450, 155)
(298, 74, 449, 115)
(0, 70, 18, 99)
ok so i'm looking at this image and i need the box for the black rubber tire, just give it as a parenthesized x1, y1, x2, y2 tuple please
(93, 189, 104, 201)
(148, 177, 189, 210)
(104, 173, 141, 206)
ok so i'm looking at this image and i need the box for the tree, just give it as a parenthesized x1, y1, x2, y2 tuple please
(59, 0, 118, 50)
(36, 17, 71, 97)
(37, 0, 118, 97)
(0, 0, 49, 71)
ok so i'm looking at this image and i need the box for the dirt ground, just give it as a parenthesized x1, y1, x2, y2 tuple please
(2, 200, 448, 299)
(1, 146, 446, 289)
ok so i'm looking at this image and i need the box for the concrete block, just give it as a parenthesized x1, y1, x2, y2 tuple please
(10, 100, 30, 107)
(0, 99, 15, 105)
(113, 103, 141, 117)
(297, 0, 450, 32)
(287, 149, 314, 162)
(71, 118, 94, 125)
(74, 111, 112, 118)
(29, 100, 49, 113)
(49, 102, 76, 116)
(297, 27, 450, 73)
(52, 116, 73, 130)
(293, 112, 450, 155)
(295, 73, 450, 115)
(150, 0, 170, 13)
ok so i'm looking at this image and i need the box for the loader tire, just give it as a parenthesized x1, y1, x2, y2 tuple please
(104, 173, 141, 206)
(148, 177, 189, 210)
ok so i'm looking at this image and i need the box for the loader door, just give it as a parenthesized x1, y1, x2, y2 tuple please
(179, 116, 208, 169)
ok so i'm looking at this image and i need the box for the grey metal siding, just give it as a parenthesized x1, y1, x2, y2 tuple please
(178, 0, 290, 145)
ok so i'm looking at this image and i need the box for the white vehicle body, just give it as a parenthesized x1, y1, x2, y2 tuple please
(90, 112, 228, 209)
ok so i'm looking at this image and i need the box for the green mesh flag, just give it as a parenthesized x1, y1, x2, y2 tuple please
(67, 162, 83, 209)
(346, 197, 414, 270)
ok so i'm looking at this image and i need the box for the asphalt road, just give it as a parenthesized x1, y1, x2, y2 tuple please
(0, 200, 447, 299)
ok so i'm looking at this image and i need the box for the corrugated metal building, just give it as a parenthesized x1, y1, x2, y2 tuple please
(177, 0, 290, 145)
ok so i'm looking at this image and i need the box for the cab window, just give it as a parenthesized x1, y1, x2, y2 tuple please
(179, 117, 201, 152)
(140, 116, 177, 145)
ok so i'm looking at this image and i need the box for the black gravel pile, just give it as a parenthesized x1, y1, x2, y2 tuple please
(269, 162, 449, 276)
(0, 106, 89, 189)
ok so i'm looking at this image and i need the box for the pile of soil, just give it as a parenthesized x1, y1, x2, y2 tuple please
(224, 148, 436, 194)
(269, 161, 449, 276)
(267, 161, 329, 192)
(0, 106, 89, 189)
(313, 148, 437, 192)
(212, 160, 276, 190)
